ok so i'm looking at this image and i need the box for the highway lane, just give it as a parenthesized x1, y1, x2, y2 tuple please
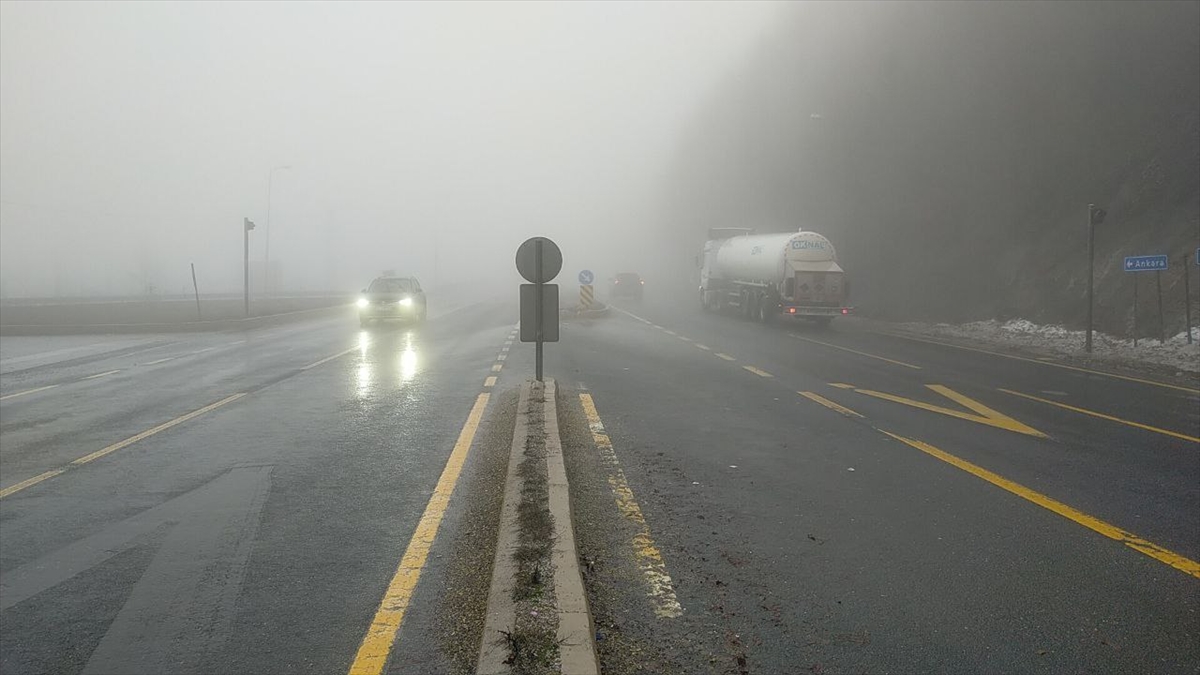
(0, 297, 519, 674)
(549, 296, 1199, 674)
(613, 297, 1200, 561)
(3, 289, 1196, 675)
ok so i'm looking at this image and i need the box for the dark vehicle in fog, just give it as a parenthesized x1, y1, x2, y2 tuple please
(357, 276, 427, 327)
(611, 272, 645, 300)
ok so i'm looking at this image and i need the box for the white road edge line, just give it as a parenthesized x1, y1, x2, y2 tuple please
(82, 370, 121, 380)
(0, 384, 60, 402)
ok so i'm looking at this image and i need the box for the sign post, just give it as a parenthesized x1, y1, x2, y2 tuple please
(1085, 204, 1107, 353)
(1185, 252, 1195, 345)
(1124, 254, 1169, 346)
(1133, 275, 1139, 347)
(516, 237, 562, 382)
(191, 262, 202, 321)
(1156, 269, 1165, 343)
(243, 218, 255, 317)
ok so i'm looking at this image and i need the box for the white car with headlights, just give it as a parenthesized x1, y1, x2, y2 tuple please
(357, 276, 427, 327)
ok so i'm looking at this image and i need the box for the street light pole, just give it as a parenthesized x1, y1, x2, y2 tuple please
(1086, 204, 1096, 353)
(244, 218, 256, 317)
(1085, 203, 1107, 354)
(264, 164, 291, 294)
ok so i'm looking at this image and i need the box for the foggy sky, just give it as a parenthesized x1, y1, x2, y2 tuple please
(0, 1, 781, 297)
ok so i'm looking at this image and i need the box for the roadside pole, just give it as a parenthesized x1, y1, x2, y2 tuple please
(1185, 253, 1194, 345)
(190, 263, 202, 321)
(1133, 275, 1139, 348)
(535, 239, 544, 381)
(244, 218, 256, 317)
(1156, 269, 1165, 343)
(1085, 204, 1106, 353)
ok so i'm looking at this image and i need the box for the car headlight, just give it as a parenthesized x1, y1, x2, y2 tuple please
(398, 297, 414, 307)
(356, 298, 369, 308)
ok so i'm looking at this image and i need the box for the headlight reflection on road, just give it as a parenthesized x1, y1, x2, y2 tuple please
(356, 331, 373, 396)
(357, 362, 372, 396)
(400, 331, 419, 382)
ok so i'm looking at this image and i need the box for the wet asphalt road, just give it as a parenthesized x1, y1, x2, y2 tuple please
(545, 294, 1199, 675)
(2, 287, 1198, 674)
(1, 294, 520, 675)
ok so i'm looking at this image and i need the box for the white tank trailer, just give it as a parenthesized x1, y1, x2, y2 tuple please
(699, 228, 851, 324)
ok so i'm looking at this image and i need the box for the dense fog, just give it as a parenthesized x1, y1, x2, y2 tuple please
(3, 2, 1197, 335)
(665, 1, 1200, 331)
(0, 2, 778, 298)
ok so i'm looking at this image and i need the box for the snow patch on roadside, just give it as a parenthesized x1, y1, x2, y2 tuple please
(893, 318, 1200, 374)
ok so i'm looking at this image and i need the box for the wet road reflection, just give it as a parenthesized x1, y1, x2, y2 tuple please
(353, 326, 422, 397)
(399, 332, 419, 383)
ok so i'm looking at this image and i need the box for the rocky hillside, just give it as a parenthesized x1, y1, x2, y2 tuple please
(666, 1, 1199, 337)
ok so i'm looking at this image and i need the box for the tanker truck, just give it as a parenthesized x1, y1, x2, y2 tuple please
(698, 228, 850, 325)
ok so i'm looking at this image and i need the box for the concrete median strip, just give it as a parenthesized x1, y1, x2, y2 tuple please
(477, 379, 598, 675)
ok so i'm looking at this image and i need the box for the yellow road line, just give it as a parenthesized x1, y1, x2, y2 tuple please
(1, 393, 248, 499)
(999, 388, 1200, 443)
(788, 333, 921, 369)
(0, 469, 66, 499)
(496, 354, 507, 361)
(879, 331, 1199, 395)
(83, 369, 121, 380)
(483, 376, 497, 388)
(349, 393, 491, 675)
(579, 393, 682, 618)
(491, 363, 503, 372)
(694, 344, 711, 351)
(0, 384, 59, 402)
(663, 329, 677, 336)
(72, 393, 247, 466)
(714, 353, 736, 361)
(501, 346, 510, 352)
(678, 336, 693, 342)
(301, 346, 357, 370)
(855, 384, 1046, 438)
(799, 391, 863, 418)
(743, 366, 773, 378)
(883, 432, 1200, 579)
(829, 382, 856, 389)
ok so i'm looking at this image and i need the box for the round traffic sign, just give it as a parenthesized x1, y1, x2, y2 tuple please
(515, 237, 562, 283)
(578, 269, 594, 285)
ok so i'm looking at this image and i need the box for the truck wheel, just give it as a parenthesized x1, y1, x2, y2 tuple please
(757, 295, 773, 324)
(742, 292, 755, 320)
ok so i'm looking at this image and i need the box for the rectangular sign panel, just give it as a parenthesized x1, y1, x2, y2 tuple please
(1124, 255, 1168, 272)
(520, 284, 559, 342)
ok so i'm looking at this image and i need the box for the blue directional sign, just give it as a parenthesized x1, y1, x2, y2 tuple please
(1124, 255, 1168, 272)
(578, 269, 594, 285)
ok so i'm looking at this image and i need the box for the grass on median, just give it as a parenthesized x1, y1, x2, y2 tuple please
(505, 383, 561, 675)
